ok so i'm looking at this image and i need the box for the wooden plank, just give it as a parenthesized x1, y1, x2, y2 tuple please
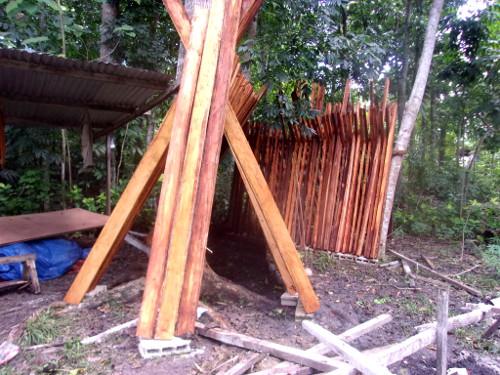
(219, 353, 266, 375)
(421, 254, 437, 270)
(161, 0, 191, 46)
(269, 314, 392, 373)
(224, 105, 319, 313)
(65, 0, 266, 307)
(436, 289, 449, 375)
(401, 260, 416, 288)
(0, 209, 108, 246)
(63, 99, 177, 305)
(249, 365, 312, 375)
(368, 103, 397, 258)
(154, 0, 223, 339)
(0, 253, 36, 265)
(302, 321, 394, 375)
(138, 3, 212, 340)
(195, 323, 350, 372)
(389, 250, 483, 297)
(170, 0, 242, 337)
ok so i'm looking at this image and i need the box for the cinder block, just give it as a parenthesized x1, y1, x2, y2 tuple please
(281, 292, 299, 306)
(138, 337, 192, 359)
(295, 298, 314, 322)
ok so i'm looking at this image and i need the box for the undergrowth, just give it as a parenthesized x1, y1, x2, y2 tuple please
(20, 308, 66, 346)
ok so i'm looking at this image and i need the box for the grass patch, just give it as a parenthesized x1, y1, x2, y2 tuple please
(20, 308, 67, 346)
(454, 324, 499, 355)
(313, 251, 336, 272)
(400, 294, 435, 318)
(0, 366, 22, 375)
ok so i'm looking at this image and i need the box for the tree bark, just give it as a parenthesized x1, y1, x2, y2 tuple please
(378, 0, 445, 257)
(100, 0, 120, 64)
(397, 0, 413, 126)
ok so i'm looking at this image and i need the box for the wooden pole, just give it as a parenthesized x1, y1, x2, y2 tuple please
(106, 134, 112, 215)
(436, 289, 449, 375)
(302, 321, 394, 375)
(63, 100, 177, 305)
(225, 105, 319, 313)
(137, 4, 210, 339)
(175, 0, 243, 336)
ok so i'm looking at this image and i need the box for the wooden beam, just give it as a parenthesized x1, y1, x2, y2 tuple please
(93, 82, 179, 139)
(162, 0, 191, 46)
(195, 323, 351, 372)
(326, 307, 492, 375)
(175, 0, 243, 336)
(302, 321, 394, 375)
(224, 104, 320, 313)
(154, 0, 226, 340)
(219, 353, 266, 375)
(269, 314, 392, 373)
(63, 100, 177, 305)
(436, 289, 449, 375)
(136, 4, 210, 339)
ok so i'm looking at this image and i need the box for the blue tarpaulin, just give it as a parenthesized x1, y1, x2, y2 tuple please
(0, 239, 90, 281)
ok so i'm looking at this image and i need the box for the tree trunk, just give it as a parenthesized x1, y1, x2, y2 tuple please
(438, 122, 447, 165)
(241, 18, 257, 80)
(100, 0, 120, 64)
(378, 0, 445, 257)
(397, 0, 412, 126)
(429, 88, 437, 163)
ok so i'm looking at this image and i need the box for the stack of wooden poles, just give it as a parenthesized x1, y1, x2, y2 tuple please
(64, 0, 319, 341)
(229, 81, 397, 259)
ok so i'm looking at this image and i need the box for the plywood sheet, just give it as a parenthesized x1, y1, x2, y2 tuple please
(0, 208, 108, 246)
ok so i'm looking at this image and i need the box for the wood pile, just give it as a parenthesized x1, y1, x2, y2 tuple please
(65, 0, 319, 340)
(194, 302, 498, 374)
(228, 82, 397, 259)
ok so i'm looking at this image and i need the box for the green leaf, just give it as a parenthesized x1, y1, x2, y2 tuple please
(40, 0, 62, 12)
(6, 0, 21, 17)
(23, 36, 49, 45)
(114, 25, 134, 32)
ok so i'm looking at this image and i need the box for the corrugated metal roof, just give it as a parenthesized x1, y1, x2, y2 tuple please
(0, 48, 176, 137)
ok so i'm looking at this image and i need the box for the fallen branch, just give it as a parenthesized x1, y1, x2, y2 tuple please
(450, 264, 480, 277)
(389, 250, 483, 297)
(420, 255, 436, 270)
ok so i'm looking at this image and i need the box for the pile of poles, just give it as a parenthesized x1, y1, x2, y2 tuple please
(229, 82, 397, 259)
(65, 0, 320, 341)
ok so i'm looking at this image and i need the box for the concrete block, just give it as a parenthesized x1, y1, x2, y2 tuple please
(138, 337, 192, 359)
(281, 292, 299, 307)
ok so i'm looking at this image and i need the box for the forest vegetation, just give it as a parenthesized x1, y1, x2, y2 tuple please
(0, 0, 498, 263)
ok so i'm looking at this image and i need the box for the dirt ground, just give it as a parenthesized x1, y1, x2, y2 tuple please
(0, 232, 499, 375)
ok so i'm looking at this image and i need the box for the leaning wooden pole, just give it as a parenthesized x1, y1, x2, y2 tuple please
(225, 105, 320, 313)
(136, 3, 211, 339)
(175, 0, 243, 336)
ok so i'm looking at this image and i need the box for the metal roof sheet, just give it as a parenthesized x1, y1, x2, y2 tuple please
(0, 48, 176, 137)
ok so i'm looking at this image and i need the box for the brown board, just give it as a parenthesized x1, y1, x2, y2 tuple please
(0, 208, 108, 246)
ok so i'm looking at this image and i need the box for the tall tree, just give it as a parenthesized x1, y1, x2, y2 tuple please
(379, 0, 446, 257)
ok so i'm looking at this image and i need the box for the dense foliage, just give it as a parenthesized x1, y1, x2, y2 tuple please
(0, 0, 498, 246)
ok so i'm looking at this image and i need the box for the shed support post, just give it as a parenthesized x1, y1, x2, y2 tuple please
(106, 134, 112, 215)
